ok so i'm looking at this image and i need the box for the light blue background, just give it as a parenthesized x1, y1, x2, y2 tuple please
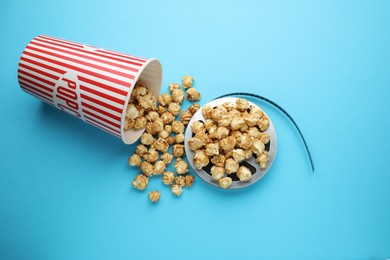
(1, 0, 389, 259)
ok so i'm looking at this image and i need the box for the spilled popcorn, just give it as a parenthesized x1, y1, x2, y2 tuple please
(127, 76, 198, 202)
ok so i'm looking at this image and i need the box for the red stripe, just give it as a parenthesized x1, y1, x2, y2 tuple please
(96, 49, 146, 62)
(20, 85, 53, 104)
(82, 108, 121, 128)
(23, 89, 55, 106)
(81, 101, 121, 121)
(39, 35, 83, 48)
(20, 83, 52, 98)
(19, 62, 59, 80)
(35, 37, 144, 67)
(84, 115, 121, 134)
(23, 51, 131, 87)
(80, 93, 122, 113)
(26, 45, 135, 81)
(31, 40, 139, 73)
(18, 75, 54, 93)
(78, 75, 127, 96)
(80, 85, 125, 105)
(18, 69, 55, 87)
(85, 119, 121, 137)
(21, 56, 66, 74)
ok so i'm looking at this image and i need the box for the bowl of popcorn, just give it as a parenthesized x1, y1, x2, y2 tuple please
(184, 97, 277, 189)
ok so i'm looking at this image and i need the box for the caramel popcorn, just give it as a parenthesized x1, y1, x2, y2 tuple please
(140, 161, 153, 177)
(230, 116, 245, 130)
(152, 118, 164, 133)
(125, 103, 139, 120)
(172, 144, 185, 157)
(157, 105, 166, 115)
(205, 143, 219, 157)
(145, 122, 156, 135)
(211, 154, 226, 167)
(218, 114, 231, 127)
(193, 150, 209, 170)
(188, 103, 200, 115)
(153, 160, 166, 175)
(232, 149, 246, 163)
(161, 112, 174, 125)
(249, 105, 263, 118)
(175, 175, 186, 187)
(127, 76, 204, 202)
(168, 102, 181, 116)
(182, 76, 193, 89)
(144, 148, 159, 163)
(242, 112, 258, 127)
(236, 166, 252, 181)
(225, 158, 239, 174)
(158, 93, 172, 107)
(174, 158, 189, 174)
(154, 137, 169, 152)
(172, 121, 185, 134)
(257, 153, 269, 164)
(244, 149, 253, 160)
(205, 119, 215, 131)
(259, 116, 270, 131)
(220, 136, 236, 151)
(223, 101, 235, 111)
(175, 133, 185, 144)
(134, 117, 147, 129)
(202, 105, 213, 119)
(128, 154, 142, 166)
(252, 140, 265, 155)
(162, 171, 175, 185)
(180, 110, 193, 125)
(140, 132, 155, 145)
(259, 132, 270, 144)
(132, 174, 149, 190)
(164, 125, 172, 134)
(124, 118, 134, 130)
(171, 184, 183, 196)
(247, 126, 261, 139)
(188, 136, 206, 151)
(235, 98, 249, 111)
(172, 89, 185, 104)
(158, 129, 170, 139)
(219, 176, 232, 189)
(185, 175, 195, 188)
(161, 152, 174, 165)
(211, 166, 225, 181)
(194, 132, 210, 144)
(208, 125, 217, 139)
(136, 144, 148, 157)
(169, 83, 180, 93)
(148, 191, 160, 202)
(211, 107, 227, 122)
(186, 87, 201, 101)
(237, 133, 253, 150)
(138, 93, 156, 110)
(191, 121, 206, 134)
(216, 126, 229, 140)
(166, 136, 175, 145)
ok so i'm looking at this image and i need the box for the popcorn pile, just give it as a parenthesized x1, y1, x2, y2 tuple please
(127, 76, 200, 203)
(124, 81, 157, 130)
(188, 98, 271, 189)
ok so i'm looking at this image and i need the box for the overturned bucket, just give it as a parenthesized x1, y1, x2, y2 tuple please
(17, 35, 162, 144)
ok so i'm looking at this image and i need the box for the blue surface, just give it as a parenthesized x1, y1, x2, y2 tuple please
(1, 0, 390, 259)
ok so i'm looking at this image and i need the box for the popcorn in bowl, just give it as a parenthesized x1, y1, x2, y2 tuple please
(184, 97, 277, 190)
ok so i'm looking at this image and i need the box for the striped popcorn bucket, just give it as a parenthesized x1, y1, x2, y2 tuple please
(17, 35, 162, 144)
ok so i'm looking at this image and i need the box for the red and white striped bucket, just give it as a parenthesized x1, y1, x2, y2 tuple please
(17, 35, 162, 144)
